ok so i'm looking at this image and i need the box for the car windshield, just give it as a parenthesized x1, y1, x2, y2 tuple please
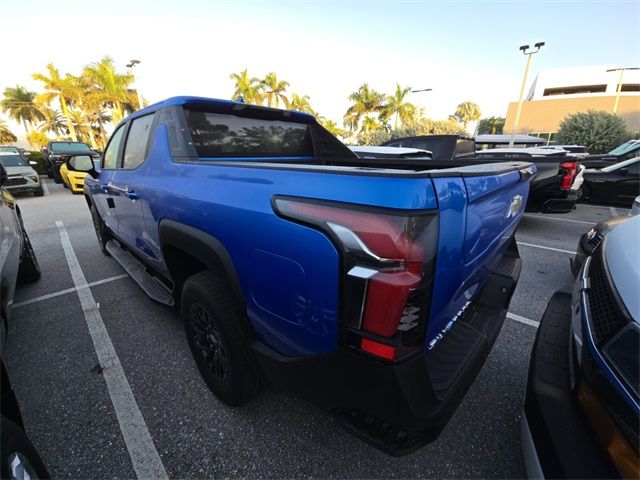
(50, 142, 92, 153)
(602, 157, 640, 172)
(608, 140, 640, 156)
(0, 154, 28, 167)
(0, 146, 19, 153)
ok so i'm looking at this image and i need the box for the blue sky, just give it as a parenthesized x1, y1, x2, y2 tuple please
(2, 0, 639, 131)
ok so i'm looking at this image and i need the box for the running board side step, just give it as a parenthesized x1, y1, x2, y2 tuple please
(105, 239, 174, 306)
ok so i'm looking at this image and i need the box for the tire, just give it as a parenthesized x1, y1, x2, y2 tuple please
(182, 271, 258, 406)
(0, 417, 49, 480)
(581, 184, 591, 202)
(53, 171, 62, 184)
(90, 204, 112, 256)
(45, 163, 53, 179)
(34, 186, 44, 197)
(63, 181, 69, 189)
(17, 227, 41, 285)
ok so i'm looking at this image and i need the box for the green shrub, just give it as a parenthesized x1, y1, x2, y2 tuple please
(555, 111, 632, 154)
(27, 151, 46, 175)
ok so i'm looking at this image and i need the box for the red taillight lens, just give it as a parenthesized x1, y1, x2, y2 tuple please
(560, 160, 578, 190)
(274, 197, 438, 362)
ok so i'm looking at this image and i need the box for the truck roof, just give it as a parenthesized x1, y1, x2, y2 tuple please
(128, 96, 316, 123)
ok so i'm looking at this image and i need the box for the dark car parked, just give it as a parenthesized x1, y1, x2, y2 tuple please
(42, 141, 98, 184)
(0, 164, 47, 479)
(581, 139, 640, 169)
(581, 157, 639, 207)
(522, 215, 639, 479)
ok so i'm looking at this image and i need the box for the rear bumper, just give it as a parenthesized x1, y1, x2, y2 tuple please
(522, 289, 616, 478)
(541, 190, 579, 213)
(253, 242, 521, 454)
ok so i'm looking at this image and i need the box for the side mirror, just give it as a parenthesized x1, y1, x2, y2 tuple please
(41, 147, 47, 154)
(66, 154, 99, 177)
(29, 161, 37, 166)
(0, 164, 7, 187)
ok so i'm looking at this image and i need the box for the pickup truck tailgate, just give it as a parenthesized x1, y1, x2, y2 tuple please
(464, 169, 529, 264)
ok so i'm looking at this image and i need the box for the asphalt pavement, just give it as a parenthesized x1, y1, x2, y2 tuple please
(4, 179, 629, 479)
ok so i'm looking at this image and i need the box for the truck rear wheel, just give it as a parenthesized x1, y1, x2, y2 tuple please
(90, 205, 112, 256)
(181, 271, 258, 406)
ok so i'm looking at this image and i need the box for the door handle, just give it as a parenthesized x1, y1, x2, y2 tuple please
(125, 191, 139, 200)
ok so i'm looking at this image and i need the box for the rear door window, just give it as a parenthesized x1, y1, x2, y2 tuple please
(184, 110, 313, 158)
(123, 114, 154, 169)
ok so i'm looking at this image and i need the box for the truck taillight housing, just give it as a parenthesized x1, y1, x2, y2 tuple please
(274, 197, 438, 362)
(560, 160, 578, 190)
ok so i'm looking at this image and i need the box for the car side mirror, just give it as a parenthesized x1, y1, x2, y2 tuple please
(0, 164, 7, 187)
(29, 161, 37, 166)
(41, 147, 47, 154)
(66, 154, 99, 177)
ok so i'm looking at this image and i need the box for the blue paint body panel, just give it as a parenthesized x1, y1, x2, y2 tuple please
(86, 97, 533, 359)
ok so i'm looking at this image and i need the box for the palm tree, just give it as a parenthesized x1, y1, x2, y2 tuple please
(361, 116, 382, 134)
(318, 117, 346, 138)
(452, 101, 482, 131)
(83, 56, 136, 124)
(230, 70, 263, 105)
(1, 86, 44, 140)
(0, 119, 17, 144)
(343, 83, 385, 132)
(288, 93, 315, 114)
(38, 106, 67, 136)
(32, 63, 79, 141)
(381, 84, 415, 129)
(261, 72, 289, 108)
(477, 116, 505, 135)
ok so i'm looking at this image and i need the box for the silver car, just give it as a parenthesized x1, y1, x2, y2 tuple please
(0, 152, 44, 196)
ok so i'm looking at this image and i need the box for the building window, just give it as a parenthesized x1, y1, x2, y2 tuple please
(621, 84, 640, 92)
(542, 84, 607, 96)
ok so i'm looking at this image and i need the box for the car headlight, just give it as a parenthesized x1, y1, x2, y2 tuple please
(27, 175, 38, 182)
(586, 227, 598, 240)
(602, 322, 639, 398)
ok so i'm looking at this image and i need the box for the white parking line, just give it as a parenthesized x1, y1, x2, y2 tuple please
(609, 206, 618, 217)
(516, 241, 574, 255)
(506, 312, 539, 328)
(523, 214, 593, 225)
(55, 221, 168, 480)
(13, 274, 128, 308)
(40, 179, 50, 196)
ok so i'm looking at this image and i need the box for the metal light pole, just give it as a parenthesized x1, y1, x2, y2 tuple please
(126, 59, 144, 110)
(606, 67, 639, 113)
(508, 42, 545, 147)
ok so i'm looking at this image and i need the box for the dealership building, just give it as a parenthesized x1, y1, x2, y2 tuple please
(504, 65, 640, 142)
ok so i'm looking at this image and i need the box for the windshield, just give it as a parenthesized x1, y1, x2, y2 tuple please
(602, 157, 640, 172)
(50, 142, 92, 153)
(0, 146, 19, 153)
(0, 154, 28, 167)
(608, 140, 640, 156)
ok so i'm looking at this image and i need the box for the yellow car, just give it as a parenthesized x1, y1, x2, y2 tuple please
(59, 157, 94, 193)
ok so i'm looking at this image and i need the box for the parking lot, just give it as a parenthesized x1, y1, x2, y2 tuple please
(4, 178, 629, 479)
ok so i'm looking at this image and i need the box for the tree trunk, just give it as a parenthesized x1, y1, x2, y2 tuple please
(60, 95, 78, 141)
(22, 119, 33, 148)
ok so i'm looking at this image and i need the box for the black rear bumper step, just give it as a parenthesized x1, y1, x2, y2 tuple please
(105, 240, 174, 306)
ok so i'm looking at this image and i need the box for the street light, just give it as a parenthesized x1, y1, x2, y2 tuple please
(508, 42, 545, 147)
(126, 59, 144, 110)
(606, 66, 640, 114)
(411, 88, 433, 93)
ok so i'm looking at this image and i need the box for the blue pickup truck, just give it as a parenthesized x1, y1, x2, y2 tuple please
(74, 97, 534, 455)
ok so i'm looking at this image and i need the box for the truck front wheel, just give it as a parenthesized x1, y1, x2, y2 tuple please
(181, 271, 258, 406)
(90, 205, 112, 255)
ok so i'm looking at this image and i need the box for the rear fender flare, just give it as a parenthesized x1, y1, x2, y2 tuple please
(158, 220, 245, 308)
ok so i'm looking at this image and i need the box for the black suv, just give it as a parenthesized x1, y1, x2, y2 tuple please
(42, 141, 98, 183)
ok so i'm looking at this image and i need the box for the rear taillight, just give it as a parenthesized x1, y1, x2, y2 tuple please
(560, 160, 578, 190)
(274, 197, 438, 362)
